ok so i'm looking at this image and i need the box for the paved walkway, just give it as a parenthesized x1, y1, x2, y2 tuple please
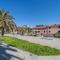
(0, 43, 24, 60)
(5, 34, 60, 49)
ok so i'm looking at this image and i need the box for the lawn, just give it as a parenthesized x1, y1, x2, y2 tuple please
(0, 36, 60, 56)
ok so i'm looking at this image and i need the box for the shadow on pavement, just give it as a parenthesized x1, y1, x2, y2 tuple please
(0, 44, 23, 60)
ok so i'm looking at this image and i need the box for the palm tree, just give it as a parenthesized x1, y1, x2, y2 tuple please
(0, 9, 16, 36)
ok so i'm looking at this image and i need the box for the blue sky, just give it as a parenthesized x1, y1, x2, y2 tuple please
(0, 0, 60, 26)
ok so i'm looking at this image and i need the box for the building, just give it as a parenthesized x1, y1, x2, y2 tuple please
(32, 24, 60, 36)
(32, 25, 47, 36)
(47, 24, 60, 36)
(16, 25, 32, 35)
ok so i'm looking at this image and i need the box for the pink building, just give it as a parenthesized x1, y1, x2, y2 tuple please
(32, 24, 60, 36)
(47, 24, 60, 36)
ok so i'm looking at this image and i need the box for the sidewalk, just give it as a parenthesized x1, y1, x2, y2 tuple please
(0, 43, 24, 60)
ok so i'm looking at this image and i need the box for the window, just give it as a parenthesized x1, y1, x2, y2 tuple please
(38, 31, 40, 33)
(49, 27, 51, 29)
(49, 31, 51, 33)
(58, 26, 60, 28)
(58, 31, 60, 33)
(44, 31, 45, 33)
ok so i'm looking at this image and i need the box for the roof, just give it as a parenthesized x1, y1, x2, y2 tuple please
(32, 26, 47, 29)
(48, 24, 60, 27)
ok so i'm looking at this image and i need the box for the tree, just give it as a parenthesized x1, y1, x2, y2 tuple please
(0, 9, 16, 36)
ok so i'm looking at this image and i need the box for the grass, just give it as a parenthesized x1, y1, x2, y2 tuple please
(0, 36, 60, 56)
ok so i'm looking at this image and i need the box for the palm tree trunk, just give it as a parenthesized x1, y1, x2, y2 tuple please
(1, 27, 4, 36)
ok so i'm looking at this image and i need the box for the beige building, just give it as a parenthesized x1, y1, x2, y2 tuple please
(16, 26, 31, 35)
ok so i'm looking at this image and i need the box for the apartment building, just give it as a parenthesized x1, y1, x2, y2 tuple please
(32, 25, 47, 36)
(32, 24, 60, 36)
(47, 24, 60, 36)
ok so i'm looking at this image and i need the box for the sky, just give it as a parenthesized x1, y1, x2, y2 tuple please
(0, 0, 60, 26)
